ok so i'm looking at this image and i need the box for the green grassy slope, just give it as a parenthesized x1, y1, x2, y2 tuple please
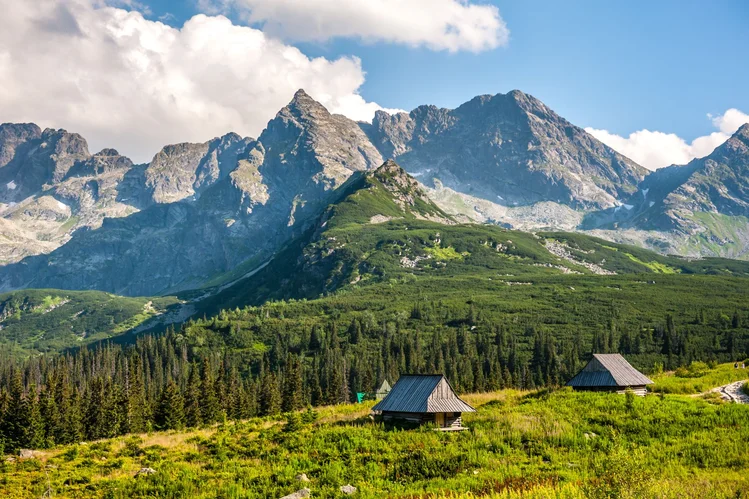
(196, 163, 749, 316)
(0, 289, 180, 355)
(3, 385, 748, 498)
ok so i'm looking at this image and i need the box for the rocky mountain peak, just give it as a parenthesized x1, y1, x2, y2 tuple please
(145, 133, 252, 204)
(283, 88, 330, 120)
(95, 148, 121, 157)
(0, 123, 42, 169)
(730, 123, 749, 147)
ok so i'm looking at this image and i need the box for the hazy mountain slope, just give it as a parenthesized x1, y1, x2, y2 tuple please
(362, 90, 648, 210)
(0, 123, 252, 265)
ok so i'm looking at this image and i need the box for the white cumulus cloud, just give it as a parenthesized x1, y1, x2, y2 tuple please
(586, 109, 749, 171)
(208, 0, 509, 53)
(0, 0, 398, 163)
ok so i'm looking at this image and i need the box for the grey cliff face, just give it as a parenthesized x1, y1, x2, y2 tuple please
(363, 90, 647, 210)
(145, 132, 252, 204)
(0, 127, 90, 203)
(257, 89, 383, 225)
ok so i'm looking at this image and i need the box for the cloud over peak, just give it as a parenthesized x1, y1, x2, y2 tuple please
(586, 108, 749, 171)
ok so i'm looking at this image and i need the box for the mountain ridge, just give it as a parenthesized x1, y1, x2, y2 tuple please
(0, 90, 748, 295)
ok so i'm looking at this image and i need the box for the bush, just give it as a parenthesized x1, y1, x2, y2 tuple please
(675, 361, 710, 378)
(118, 436, 144, 458)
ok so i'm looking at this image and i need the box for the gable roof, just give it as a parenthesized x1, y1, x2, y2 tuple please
(376, 380, 391, 394)
(372, 374, 475, 413)
(567, 354, 653, 388)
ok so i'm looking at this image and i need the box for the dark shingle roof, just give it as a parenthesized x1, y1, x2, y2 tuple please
(567, 354, 653, 388)
(372, 375, 475, 413)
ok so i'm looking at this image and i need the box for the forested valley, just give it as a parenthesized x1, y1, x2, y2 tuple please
(1, 287, 747, 454)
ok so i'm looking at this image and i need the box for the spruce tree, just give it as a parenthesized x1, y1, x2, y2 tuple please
(155, 380, 184, 430)
(282, 354, 304, 413)
(200, 358, 220, 424)
(2, 371, 27, 451)
(184, 363, 203, 428)
(260, 372, 281, 416)
(26, 385, 46, 449)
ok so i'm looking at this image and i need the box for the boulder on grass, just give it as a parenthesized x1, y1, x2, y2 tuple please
(340, 484, 357, 495)
(18, 449, 35, 459)
(280, 488, 310, 499)
(295, 473, 311, 482)
(135, 467, 156, 477)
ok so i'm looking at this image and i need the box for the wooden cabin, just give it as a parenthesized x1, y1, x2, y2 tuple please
(567, 353, 653, 396)
(371, 374, 475, 430)
(375, 380, 391, 400)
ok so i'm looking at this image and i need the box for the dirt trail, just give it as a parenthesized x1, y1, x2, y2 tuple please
(711, 380, 749, 404)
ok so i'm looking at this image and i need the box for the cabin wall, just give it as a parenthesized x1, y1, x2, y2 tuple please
(445, 413, 462, 428)
(381, 412, 432, 424)
(381, 411, 464, 428)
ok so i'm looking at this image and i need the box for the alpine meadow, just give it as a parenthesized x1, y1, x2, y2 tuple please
(1, 1, 749, 498)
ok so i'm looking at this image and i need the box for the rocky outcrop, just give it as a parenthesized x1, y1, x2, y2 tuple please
(145, 133, 252, 204)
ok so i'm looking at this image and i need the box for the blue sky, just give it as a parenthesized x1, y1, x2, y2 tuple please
(2, 0, 747, 167)
(141, 0, 749, 143)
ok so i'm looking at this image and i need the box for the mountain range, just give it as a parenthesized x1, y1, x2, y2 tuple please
(1, 89, 748, 296)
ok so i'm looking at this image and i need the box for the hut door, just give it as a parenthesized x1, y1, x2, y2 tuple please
(435, 413, 445, 427)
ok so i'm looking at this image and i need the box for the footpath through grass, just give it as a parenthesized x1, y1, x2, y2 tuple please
(2, 386, 748, 499)
(652, 360, 749, 394)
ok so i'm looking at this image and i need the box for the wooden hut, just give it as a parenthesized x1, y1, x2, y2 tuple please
(567, 353, 653, 396)
(375, 380, 391, 400)
(371, 374, 475, 430)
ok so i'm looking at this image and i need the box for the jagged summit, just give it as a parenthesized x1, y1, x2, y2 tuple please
(736, 122, 749, 137)
(281, 88, 331, 120)
(728, 123, 749, 148)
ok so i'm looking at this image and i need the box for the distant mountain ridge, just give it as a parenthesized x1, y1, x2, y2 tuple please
(581, 124, 749, 259)
(0, 90, 748, 295)
(362, 90, 648, 209)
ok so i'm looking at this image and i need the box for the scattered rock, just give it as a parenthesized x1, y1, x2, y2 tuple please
(340, 484, 357, 495)
(295, 473, 310, 482)
(134, 467, 156, 477)
(583, 432, 598, 439)
(280, 488, 310, 499)
(18, 449, 35, 459)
